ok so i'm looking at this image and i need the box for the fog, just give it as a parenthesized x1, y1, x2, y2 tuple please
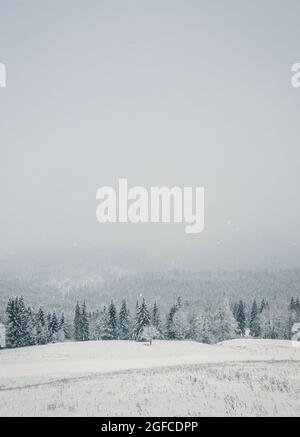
(0, 0, 300, 270)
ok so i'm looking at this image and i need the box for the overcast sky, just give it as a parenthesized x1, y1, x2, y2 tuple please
(0, 0, 299, 269)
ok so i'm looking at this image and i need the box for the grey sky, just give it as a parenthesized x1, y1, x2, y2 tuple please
(0, 0, 299, 269)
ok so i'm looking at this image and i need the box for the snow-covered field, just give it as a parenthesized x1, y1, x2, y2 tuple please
(0, 339, 299, 416)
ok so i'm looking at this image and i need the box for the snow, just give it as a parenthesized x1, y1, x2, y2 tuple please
(0, 339, 299, 416)
(0, 339, 298, 384)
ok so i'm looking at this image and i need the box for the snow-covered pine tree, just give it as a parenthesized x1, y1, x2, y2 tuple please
(212, 298, 237, 342)
(260, 306, 272, 338)
(259, 302, 287, 339)
(59, 312, 65, 330)
(5, 297, 35, 348)
(236, 300, 246, 336)
(232, 302, 239, 320)
(37, 307, 45, 326)
(46, 312, 52, 342)
(48, 312, 59, 342)
(187, 312, 198, 340)
(17, 297, 33, 347)
(81, 301, 90, 341)
(132, 298, 150, 341)
(50, 311, 65, 343)
(151, 302, 161, 334)
(59, 312, 70, 338)
(249, 300, 261, 337)
(5, 297, 17, 348)
(63, 321, 73, 340)
(193, 308, 214, 344)
(95, 306, 107, 339)
(74, 301, 82, 341)
(51, 312, 59, 333)
(102, 301, 118, 340)
(141, 324, 159, 345)
(25, 307, 37, 346)
(36, 308, 48, 345)
(172, 309, 189, 339)
(46, 312, 51, 329)
(13, 297, 24, 347)
(287, 297, 298, 338)
(118, 299, 130, 340)
(166, 304, 177, 339)
(131, 300, 140, 339)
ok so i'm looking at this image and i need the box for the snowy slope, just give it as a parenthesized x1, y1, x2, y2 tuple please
(0, 339, 299, 386)
(0, 340, 299, 417)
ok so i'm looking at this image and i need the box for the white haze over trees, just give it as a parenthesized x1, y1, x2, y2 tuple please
(0, 1, 299, 270)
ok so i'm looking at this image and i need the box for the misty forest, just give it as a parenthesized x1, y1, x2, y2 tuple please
(3, 287, 300, 349)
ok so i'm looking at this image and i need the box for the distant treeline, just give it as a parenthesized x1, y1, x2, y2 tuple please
(3, 295, 300, 349)
(2, 269, 300, 320)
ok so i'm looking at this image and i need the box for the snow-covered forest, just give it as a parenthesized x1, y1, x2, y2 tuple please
(1, 254, 300, 318)
(4, 293, 300, 349)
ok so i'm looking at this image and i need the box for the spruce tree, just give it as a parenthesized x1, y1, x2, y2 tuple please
(133, 298, 150, 341)
(236, 300, 246, 336)
(287, 296, 299, 337)
(17, 297, 32, 347)
(233, 302, 239, 320)
(59, 312, 69, 338)
(48, 312, 59, 342)
(59, 312, 65, 330)
(193, 308, 214, 344)
(102, 301, 118, 340)
(152, 302, 161, 331)
(131, 300, 140, 339)
(172, 309, 189, 339)
(36, 308, 48, 345)
(118, 300, 130, 340)
(212, 299, 237, 342)
(47, 312, 51, 329)
(5, 297, 35, 348)
(5, 298, 17, 348)
(250, 300, 260, 337)
(141, 324, 159, 345)
(50, 312, 59, 333)
(46, 312, 52, 342)
(96, 306, 107, 340)
(74, 301, 82, 341)
(166, 304, 177, 339)
(37, 307, 45, 327)
(25, 307, 36, 346)
(81, 301, 90, 341)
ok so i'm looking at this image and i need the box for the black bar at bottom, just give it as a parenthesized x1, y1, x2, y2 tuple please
(0, 417, 294, 433)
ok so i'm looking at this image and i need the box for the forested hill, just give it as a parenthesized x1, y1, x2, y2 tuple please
(0, 256, 300, 318)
